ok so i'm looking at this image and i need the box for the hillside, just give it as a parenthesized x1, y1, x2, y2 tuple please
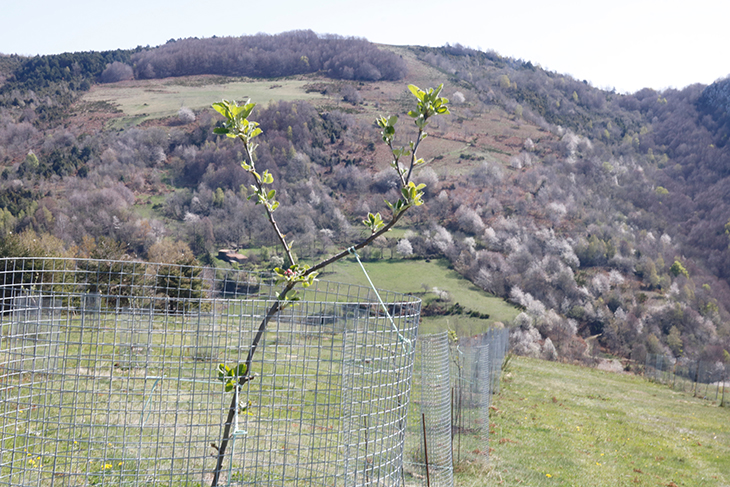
(0, 33, 729, 365)
(484, 356, 729, 486)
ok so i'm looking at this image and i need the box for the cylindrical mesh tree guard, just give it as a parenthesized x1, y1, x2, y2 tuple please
(404, 332, 453, 487)
(486, 328, 509, 396)
(0, 257, 420, 487)
(451, 339, 490, 463)
(449, 329, 508, 466)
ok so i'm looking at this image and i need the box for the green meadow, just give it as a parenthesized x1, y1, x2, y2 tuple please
(81, 77, 328, 129)
(320, 257, 520, 336)
(474, 357, 730, 487)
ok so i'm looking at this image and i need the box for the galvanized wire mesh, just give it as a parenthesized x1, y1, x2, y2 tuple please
(402, 327, 510, 484)
(488, 328, 509, 396)
(450, 328, 509, 466)
(645, 353, 729, 404)
(0, 257, 420, 487)
(404, 332, 452, 487)
(451, 338, 490, 465)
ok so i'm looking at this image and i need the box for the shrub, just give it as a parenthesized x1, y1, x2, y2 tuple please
(99, 62, 134, 83)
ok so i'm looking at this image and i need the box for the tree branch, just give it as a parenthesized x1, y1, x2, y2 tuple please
(210, 282, 294, 486)
(405, 128, 425, 184)
(209, 84, 448, 487)
(306, 209, 406, 277)
(242, 144, 296, 267)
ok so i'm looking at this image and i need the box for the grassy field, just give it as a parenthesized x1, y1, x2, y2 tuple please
(81, 77, 329, 129)
(1, 297, 418, 486)
(319, 257, 520, 335)
(473, 357, 730, 487)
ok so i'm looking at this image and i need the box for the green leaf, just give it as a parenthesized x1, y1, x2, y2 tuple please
(239, 103, 255, 120)
(212, 102, 231, 118)
(213, 127, 229, 134)
(408, 84, 423, 99)
(287, 290, 299, 300)
(392, 148, 410, 159)
(267, 189, 276, 200)
(228, 103, 243, 117)
(302, 271, 318, 288)
(262, 171, 274, 184)
(217, 363, 229, 381)
(280, 289, 300, 303)
(363, 212, 384, 232)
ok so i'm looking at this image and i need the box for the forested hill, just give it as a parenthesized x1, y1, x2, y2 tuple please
(0, 32, 405, 97)
(417, 45, 730, 286)
(1, 33, 729, 366)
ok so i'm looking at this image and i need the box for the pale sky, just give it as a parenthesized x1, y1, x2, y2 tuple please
(1, 0, 728, 94)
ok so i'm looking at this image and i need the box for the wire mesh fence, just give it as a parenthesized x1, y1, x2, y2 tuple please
(644, 353, 729, 406)
(402, 328, 510, 487)
(0, 257, 421, 487)
(404, 332, 452, 487)
(451, 328, 510, 468)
